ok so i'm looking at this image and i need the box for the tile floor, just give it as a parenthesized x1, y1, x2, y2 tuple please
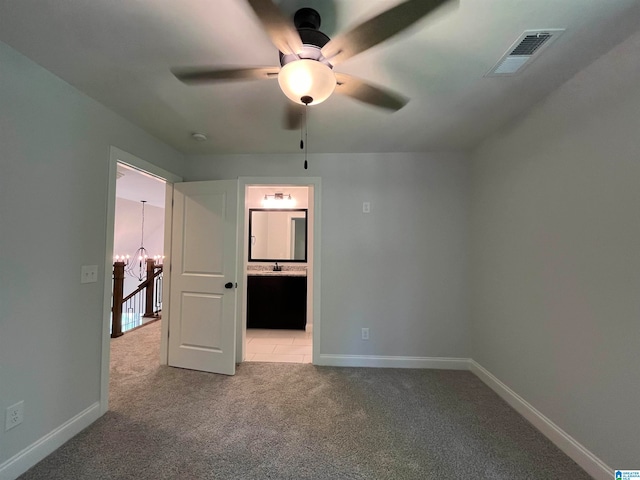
(245, 328, 312, 364)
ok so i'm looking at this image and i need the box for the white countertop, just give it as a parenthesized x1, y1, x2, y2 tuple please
(247, 270, 307, 277)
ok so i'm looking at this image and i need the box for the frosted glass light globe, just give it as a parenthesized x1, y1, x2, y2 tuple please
(278, 59, 336, 105)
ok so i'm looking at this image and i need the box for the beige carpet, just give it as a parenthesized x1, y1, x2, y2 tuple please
(19, 321, 591, 479)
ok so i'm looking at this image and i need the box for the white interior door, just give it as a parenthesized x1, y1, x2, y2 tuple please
(168, 180, 238, 375)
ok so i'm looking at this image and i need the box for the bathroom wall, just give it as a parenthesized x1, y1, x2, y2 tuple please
(247, 186, 310, 264)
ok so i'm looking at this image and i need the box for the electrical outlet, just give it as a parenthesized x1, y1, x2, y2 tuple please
(362, 202, 371, 214)
(6, 401, 24, 431)
(361, 328, 369, 340)
(81, 265, 98, 284)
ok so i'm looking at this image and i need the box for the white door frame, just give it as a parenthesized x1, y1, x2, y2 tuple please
(101, 146, 182, 415)
(237, 177, 322, 364)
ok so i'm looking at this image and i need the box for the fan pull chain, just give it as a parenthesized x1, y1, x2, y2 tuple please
(303, 104, 308, 170)
(300, 111, 304, 150)
(299, 96, 312, 170)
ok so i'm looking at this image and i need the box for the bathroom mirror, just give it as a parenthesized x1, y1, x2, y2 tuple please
(249, 209, 307, 262)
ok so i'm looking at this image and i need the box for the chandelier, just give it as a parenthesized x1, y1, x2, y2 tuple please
(126, 200, 149, 281)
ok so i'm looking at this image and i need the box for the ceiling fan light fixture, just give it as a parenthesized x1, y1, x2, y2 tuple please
(278, 59, 336, 105)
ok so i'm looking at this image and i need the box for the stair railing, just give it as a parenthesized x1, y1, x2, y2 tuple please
(111, 258, 163, 338)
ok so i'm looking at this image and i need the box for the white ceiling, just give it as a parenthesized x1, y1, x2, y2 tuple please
(1, 0, 639, 155)
(116, 163, 166, 208)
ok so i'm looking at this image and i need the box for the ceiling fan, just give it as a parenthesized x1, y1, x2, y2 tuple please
(172, 0, 455, 129)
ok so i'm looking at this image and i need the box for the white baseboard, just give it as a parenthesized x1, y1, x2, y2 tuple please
(0, 402, 101, 480)
(317, 354, 470, 370)
(469, 360, 611, 480)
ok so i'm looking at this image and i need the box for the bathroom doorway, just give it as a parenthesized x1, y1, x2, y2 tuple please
(240, 182, 317, 364)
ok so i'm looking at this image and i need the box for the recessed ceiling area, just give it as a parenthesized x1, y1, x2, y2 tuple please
(0, 0, 638, 155)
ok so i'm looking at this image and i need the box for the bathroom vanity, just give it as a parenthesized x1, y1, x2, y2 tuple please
(246, 207, 308, 330)
(246, 272, 307, 330)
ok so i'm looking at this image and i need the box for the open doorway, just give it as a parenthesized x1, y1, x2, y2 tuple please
(101, 146, 182, 414)
(112, 162, 166, 334)
(242, 185, 314, 364)
(103, 167, 320, 402)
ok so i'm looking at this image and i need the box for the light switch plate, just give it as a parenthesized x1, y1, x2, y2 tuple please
(361, 328, 370, 340)
(81, 265, 98, 284)
(363, 202, 371, 214)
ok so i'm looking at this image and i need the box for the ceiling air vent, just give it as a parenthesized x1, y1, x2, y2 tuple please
(486, 29, 564, 76)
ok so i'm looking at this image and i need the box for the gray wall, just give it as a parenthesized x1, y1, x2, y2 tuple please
(185, 151, 470, 359)
(470, 31, 640, 467)
(0, 41, 184, 465)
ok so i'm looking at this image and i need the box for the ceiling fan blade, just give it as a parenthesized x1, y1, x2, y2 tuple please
(246, 0, 303, 55)
(335, 73, 408, 111)
(322, 0, 455, 65)
(284, 102, 304, 130)
(172, 67, 280, 84)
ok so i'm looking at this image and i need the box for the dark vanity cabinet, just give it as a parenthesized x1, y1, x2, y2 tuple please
(247, 275, 307, 330)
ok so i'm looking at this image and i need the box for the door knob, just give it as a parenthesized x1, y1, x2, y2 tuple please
(224, 282, 236, 289)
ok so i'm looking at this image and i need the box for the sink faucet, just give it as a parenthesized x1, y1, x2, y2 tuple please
(273, 262, 282, 272)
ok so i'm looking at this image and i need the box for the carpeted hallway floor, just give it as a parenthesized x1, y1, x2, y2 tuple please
(19, 321, 591, 479)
